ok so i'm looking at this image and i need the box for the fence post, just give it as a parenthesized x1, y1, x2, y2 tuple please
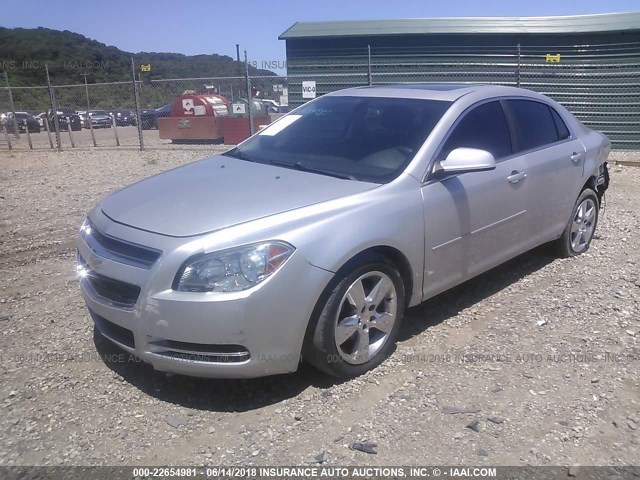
(367, 45, 372, 86)
(25, 125, 33, 149)
(2, 124, 12, 150)
(68, 127, 76, 148)
(112, 114, 120, 146)
(516, 43, 521, 88)
(45, 64, 62, 151)
(82, 73, 97, 147)
(43, 117, 54, 149)
(244, 50, 254, 136)
(131, 57, 145, 151)
(3, 71, 20, 140)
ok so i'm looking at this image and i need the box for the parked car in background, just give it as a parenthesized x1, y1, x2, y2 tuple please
(110, 109, 136, 127)
(36, 113, 48, 128)
(83, 110, 113, 129)
(5, 112, 41, 133)
(139, 104, 171, 130)
(77, 84, 610, 379)
(260, 99, 281, 113)
(48, 107, 82, 131)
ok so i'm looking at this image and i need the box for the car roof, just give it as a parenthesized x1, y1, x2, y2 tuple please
(328, 83, 538, 102)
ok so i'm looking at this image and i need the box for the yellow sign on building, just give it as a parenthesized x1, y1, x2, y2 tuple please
(545, 54, 561, 63)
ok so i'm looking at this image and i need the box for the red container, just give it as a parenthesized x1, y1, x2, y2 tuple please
(222, 115, 271, 145)
(159, 93, 230, 141)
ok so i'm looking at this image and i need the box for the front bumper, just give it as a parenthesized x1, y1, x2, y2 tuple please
(76, 218, 332, 378)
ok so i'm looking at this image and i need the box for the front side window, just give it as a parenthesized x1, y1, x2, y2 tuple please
(225, 95, 451, 183)
(440, 101, 512, 160)
(505, 99, 560, 152)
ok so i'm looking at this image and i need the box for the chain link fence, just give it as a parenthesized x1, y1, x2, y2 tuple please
(285, 40, 640, 150)
(1, 41, 638, 151)
(1, 68, 291, 151)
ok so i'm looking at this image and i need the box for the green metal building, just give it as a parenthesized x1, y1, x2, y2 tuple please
(280, 12, 640, 149)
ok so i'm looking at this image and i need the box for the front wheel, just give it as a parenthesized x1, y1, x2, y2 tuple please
(304, 256, 405, 377)
(557, 188, 599, 257)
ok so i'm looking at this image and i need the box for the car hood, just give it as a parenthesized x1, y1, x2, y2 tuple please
(100, 155, 378, 237)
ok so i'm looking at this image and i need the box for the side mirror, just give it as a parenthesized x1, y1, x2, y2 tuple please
(436, 147, 496, 175)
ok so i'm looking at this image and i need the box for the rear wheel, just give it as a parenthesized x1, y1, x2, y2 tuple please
(305, 255, 405, 377)
(558, 188, 599, 257)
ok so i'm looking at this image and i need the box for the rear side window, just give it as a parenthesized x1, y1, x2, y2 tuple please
(441, 101, 512, 159)
(506, 100, 560, 151)
(550, 108, 571, 140)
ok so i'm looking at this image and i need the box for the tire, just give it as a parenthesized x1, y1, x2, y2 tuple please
(557, 188, 599, 257)
(304, 254, 405, 377)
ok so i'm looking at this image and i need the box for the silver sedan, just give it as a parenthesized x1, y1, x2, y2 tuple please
(77, 84, 610, 378)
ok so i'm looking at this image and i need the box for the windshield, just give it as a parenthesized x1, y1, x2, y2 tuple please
(90, 110, 109, 115)
(58, 108, 76, 115)
(226, 95, 450, 183)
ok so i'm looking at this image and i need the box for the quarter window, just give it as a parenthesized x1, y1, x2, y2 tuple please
(550, 108, 571, 140)
(506, 99, 560, 151)
(440, 101, 512, 160)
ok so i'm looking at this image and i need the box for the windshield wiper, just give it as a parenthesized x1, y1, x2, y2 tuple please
(222, 149, 256, 162)
(269, 160, 357, 181)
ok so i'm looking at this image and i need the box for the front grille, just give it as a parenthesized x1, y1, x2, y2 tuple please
(78, 254, 141, 309)
(81, 219, 161, 269)
(91, 310, 135, 349)
(149, 339, 250, 363)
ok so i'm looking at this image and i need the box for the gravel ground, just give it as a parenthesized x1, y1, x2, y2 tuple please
(0, 147, 638, 467)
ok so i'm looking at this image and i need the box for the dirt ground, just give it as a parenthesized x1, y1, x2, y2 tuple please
(0, 147, 638, 467)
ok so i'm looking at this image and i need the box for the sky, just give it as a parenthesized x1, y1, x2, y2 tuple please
(2, 0, 639, 74)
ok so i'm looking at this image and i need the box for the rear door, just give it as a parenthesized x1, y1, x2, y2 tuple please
(421, 100, 530, 298)
(503, 99, 585, 244)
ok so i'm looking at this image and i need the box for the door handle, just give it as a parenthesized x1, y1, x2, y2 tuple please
(570, 152, 584, 164)
(507, 171, 527, 184)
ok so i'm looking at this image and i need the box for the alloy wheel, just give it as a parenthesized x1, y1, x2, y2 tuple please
(570, 197, 596, 253)
(334, 271, 398, 365)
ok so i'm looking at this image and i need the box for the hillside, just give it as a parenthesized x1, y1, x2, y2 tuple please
(0, 27, 275, 86)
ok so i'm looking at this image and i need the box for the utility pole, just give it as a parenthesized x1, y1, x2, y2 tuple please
(131, 57, 145, 151)
(45, 63, 62, 151)
(81, 72, 97, 147)
(3, 71, 19, 139)
(244, 50, 254, 136)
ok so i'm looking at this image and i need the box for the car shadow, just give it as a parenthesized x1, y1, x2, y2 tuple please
(399, 244, 557, 340)
(93, 329, 340, 413)
(94, 244, 557, 413)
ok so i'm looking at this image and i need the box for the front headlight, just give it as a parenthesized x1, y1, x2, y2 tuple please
(174, 241, 295, 293)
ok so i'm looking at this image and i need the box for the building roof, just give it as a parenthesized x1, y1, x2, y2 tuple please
(279, 12, 640, 39)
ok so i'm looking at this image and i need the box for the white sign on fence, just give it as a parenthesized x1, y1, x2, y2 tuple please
(302, 81, 316, 99)
(279, 95, 289, 107)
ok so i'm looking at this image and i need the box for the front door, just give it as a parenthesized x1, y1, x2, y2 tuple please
(421, 100, 530, 299)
